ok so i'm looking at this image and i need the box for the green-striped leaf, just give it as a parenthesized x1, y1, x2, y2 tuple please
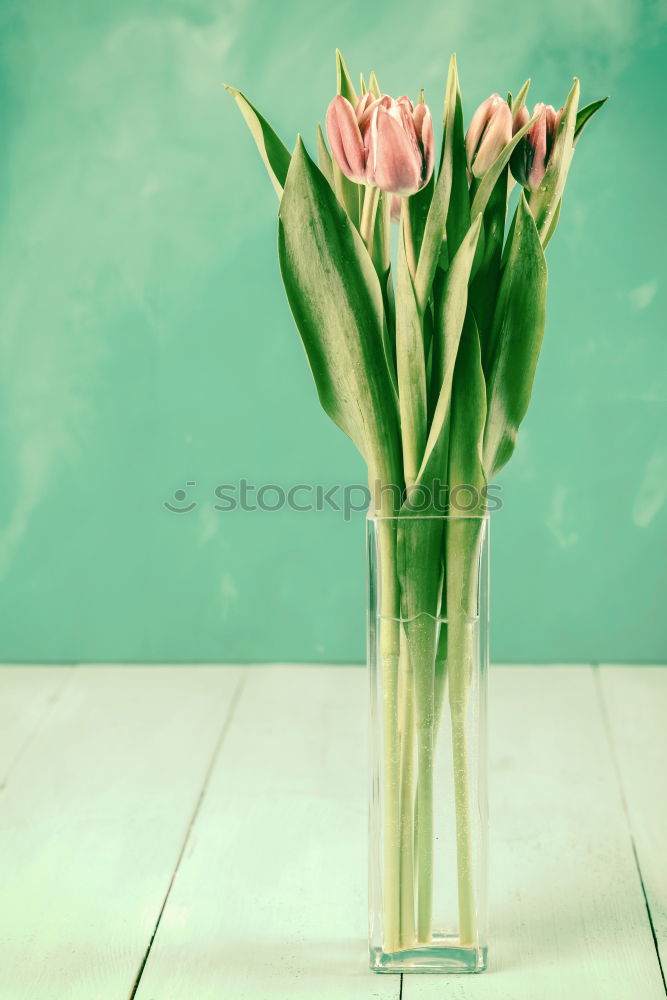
(413, 55, 466, 313)
(542, 197, 562, 249)
(316, 123, 334, 187)
(446, 309, 487, 710)
(449, 310, 487, 505)
(224, 85, 291, 198)
(574, 97, 608, 142)
(418, 214, 483, 484)
(511, 78, 531, 115)
(408, 171, 435, 264)
(336, 49, 357, 105)
(278, 138, 400, 490)
(396, 215, 427, 486)
(396, 218, 481, 646)
(471, 168, 509, 364)
(483, 194, 547, 480)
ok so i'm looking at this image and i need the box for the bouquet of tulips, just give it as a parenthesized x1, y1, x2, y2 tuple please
(226, 52, 605, 958)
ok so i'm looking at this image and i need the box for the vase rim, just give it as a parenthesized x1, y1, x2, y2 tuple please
(366, 512, 491, 521)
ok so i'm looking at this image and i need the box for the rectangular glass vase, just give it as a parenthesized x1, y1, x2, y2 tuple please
(367, 514, 489, 974)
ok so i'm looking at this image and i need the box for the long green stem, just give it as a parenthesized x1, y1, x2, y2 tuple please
(397, 629, 416, 947)
(408, 615, 438, 943)
(378, 518, 401, 953)
(416, 720, 434, 941)
(433, 621, 448, 740)
(448, 612, 476, 946)
(361, 186, 380, 252)
(452, 699, 475, 945)
(446, 516, 484, 947)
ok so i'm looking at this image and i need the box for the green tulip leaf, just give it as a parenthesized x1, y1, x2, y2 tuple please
(511, 78, 531, 115)
(542, 196, 562, 249)
(369, 71, 381, 98)
(395, 217, 482, 649)
(336, 49, 357, 105)
(414, 54, 467, 313)
(574, 97, 608, 143)
(316, 123, 334, 187)
(446, 309, 487, 712)
(396, 216, 428, 486)
(408, 171, 435, 263)
(483, 194, 547, 480)
(470, 168, 509, 364)
(278, 138, 400, 491)
(224, 85, 291, 198)
(449, 309, 487, 504)
(418, 213, 483, 485)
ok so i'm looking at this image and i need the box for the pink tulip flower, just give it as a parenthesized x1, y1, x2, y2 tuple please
(510, 102, 564, 191)
(465, 94, 512, 177)
(326, 93, 434, 197)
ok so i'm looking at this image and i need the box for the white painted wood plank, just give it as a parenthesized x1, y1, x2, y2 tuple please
(404, 666, 666, 1000)
(599, 665, 667, 974)
(134, 665, 399, 1000)
(0, 665, 243, 1000)
(0, 666, 73, 785)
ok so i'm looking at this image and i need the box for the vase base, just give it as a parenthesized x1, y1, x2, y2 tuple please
(370, 937, 487, 974)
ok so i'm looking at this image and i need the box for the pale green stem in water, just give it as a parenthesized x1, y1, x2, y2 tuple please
(397, 628, 416, 947)
(378, 517, 401, 953)
(414, 618, 447, 920)
(448, 613, 476, 946)
(408, 615, 438, 943)
(446, 517, 483, 946)
(361, 186, 380, 253)
(433, 621, 448, 740)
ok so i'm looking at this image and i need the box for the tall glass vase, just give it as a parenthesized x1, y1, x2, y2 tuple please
(367, 513, 489, 974)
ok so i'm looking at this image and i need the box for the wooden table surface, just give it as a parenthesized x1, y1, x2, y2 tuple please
(0, 664, 665, 999)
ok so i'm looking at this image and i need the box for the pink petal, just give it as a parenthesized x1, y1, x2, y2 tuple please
(357, 95, 384, 133)
(369, 105, 422, 196)
(413, 103, 435, 184)
(325, 95, 366, 184)
(471, 100, 511, 177)
(527, 104, 548, 189)
(355, 92, 374, 123)
(465, 94, 504, 168)
(546, 105, 564, 161)
(512, 103, 530, 134)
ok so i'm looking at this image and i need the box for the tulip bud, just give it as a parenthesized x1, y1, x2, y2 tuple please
(465, 94, 512, 178)
(325, 93, 434, 197)
(512, 103, 530, 133)
(325, 95, 367, 185)
(510, 102, 563, 191)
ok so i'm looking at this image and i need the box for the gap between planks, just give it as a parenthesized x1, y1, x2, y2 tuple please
(595, 665, 667, 994)
(128, 670, 247, 1000)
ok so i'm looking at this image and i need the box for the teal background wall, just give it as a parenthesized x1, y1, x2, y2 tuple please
(0, 0, 665, 663)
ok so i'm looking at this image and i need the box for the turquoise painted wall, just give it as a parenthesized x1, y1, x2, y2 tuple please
(0, 0, 665, 663)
